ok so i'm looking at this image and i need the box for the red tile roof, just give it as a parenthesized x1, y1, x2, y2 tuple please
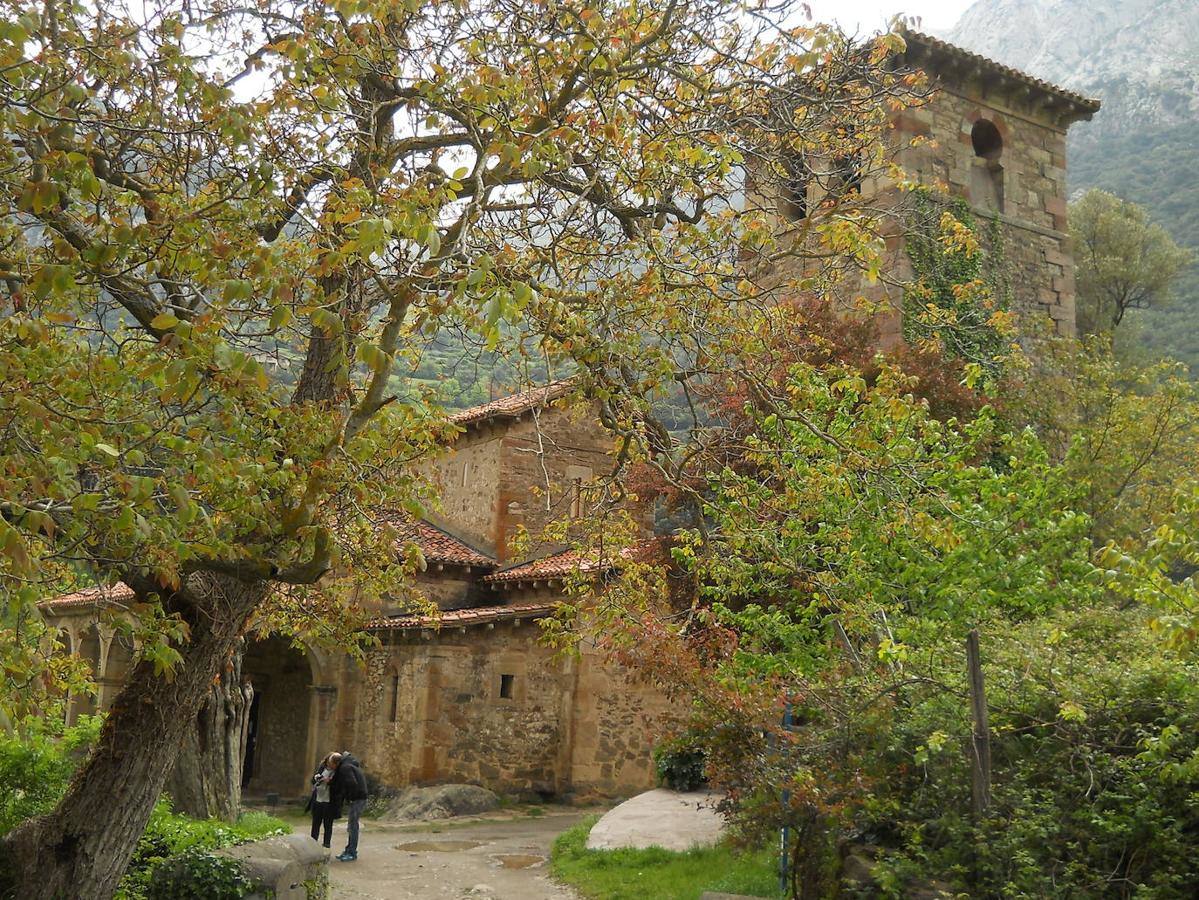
(482, 539, 660, 586)
(900, 29, 1100, 121)
(482, 549, 595, 584)
(371, 600, 558, 630)
(388, 517, 495, 568)
(40, 582, 135, 612)
(450, 380, 576, 428)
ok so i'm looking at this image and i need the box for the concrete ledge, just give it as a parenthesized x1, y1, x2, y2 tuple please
(213, 833, 328, 900)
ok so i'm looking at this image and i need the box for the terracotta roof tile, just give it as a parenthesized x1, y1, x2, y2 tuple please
(481, 539, 662, 586)
(371, 600, 557, 630)
(40, 583, 135, 612)
(450, 380, 575, 428)
(387, 516, 495, 568)
(482, 549, 595, 584)
(900, 28, 1100, 120)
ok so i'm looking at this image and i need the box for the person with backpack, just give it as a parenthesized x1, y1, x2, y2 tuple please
(330, 749, 368, 861)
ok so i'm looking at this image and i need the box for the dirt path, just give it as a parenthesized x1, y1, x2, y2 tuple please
(316, 808, 591, 900)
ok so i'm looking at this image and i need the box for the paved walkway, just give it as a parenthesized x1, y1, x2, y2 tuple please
(315, 808, 590, 900)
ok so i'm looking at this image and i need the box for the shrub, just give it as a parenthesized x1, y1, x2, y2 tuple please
(143, 848, 252, 900)
(654, 736, 708, 792)
(1, 716, 286, 898)
(0, 715, 102, 836)
(116, 800, 287, 899)
(852, 608, 1199, 898)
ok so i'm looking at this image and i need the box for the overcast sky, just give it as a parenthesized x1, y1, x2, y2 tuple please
(804, 0, 976, 35)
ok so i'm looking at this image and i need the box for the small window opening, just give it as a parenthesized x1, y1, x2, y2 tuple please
(389, 674, 399, 723)
(569, 478, 583, 518)
(499, 673, 514, 699)
(831, 155, 862, 197)
(780, 154, 809, 220)
(969, 119, 1005, 212)
(971, 119, 1003, 161)
(461, 461, 471, 488)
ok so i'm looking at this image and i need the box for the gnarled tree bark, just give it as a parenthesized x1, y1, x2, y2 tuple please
(162, 641, 254, 822)
(0, 573, 268, 900)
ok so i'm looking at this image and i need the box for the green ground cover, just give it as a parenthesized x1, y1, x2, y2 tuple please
(550, 815, 782, 900)
(0, 716, 288, 899)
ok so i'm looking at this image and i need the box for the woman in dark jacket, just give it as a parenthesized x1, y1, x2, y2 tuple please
(307, 752, 340, 848)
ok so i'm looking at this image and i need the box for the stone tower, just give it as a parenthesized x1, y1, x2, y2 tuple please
(755, 29, 1101, 346)
(885, 29, 1101, 342)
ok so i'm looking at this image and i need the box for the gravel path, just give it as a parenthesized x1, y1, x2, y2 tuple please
(318, 808, 591, 900)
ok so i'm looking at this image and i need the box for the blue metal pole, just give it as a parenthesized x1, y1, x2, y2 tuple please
(779, 702, 793, 895)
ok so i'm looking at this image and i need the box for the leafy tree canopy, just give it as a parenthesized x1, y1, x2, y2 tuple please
(0, 0, 921, 895)
(1070, 189, 1194, 337)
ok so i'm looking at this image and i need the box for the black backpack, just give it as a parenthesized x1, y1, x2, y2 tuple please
(346, 762, 368, 801)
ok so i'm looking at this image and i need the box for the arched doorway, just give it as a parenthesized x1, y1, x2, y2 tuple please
(242, 636, 316, 798)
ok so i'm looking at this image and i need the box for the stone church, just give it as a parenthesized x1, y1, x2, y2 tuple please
(41, 30, 1099, 802)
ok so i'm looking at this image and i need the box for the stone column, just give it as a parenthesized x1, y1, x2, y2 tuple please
(95, 625, 116, 710)
(306, 685, 338, 794)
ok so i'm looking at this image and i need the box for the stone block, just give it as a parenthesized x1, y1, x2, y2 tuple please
(587, 789, 725, 852)
(1051, 275, 1074, 293)
(213, 833, 328, 900)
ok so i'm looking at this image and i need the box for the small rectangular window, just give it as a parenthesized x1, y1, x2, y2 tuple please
(499, 673, 514, 700)
(570, 479, 583, 518)
(389, 674, 399, 723)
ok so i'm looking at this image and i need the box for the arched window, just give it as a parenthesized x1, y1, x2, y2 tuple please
(971, 119, 1003, 161)
(969, 119, 1005, 212)
(832, 155, 862, 196)
(780, 153, 809, 220)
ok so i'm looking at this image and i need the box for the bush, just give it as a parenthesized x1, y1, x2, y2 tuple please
(116, 800, 287, 899)
(142, 848, 252, 900)
(0, 715, 102, 836)
(854, 608, 1199, 898)
(654, 736, 708, 792)
(1, 716, 287, 899)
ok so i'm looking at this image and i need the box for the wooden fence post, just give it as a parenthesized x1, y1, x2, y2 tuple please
(965, 628, 992, 817)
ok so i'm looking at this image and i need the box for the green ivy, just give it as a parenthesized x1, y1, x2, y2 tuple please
(903, 189, 1012, 377)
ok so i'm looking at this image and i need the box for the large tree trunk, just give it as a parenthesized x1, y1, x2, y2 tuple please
(0, 573, 268, 900)
(162, 641, 254, 822)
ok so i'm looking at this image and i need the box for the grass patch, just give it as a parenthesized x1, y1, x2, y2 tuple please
(550, 815, 783, 900)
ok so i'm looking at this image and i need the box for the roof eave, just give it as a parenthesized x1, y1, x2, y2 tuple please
(899, 29, 1101, 126)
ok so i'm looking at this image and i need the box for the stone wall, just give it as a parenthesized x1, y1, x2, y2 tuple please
(424, 403, 614, 562)
(566, 648, 675, 800)
(750, 69, 1081, 348)
(326, 612, 667, 801)
(496, 407, 614, 562)
(426, 432, 504, 554)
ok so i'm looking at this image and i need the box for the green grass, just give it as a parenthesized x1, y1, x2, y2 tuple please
(550, 815, 783, 900)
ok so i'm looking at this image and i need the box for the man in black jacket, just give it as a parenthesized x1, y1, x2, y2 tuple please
(331, 750, 368, 861)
